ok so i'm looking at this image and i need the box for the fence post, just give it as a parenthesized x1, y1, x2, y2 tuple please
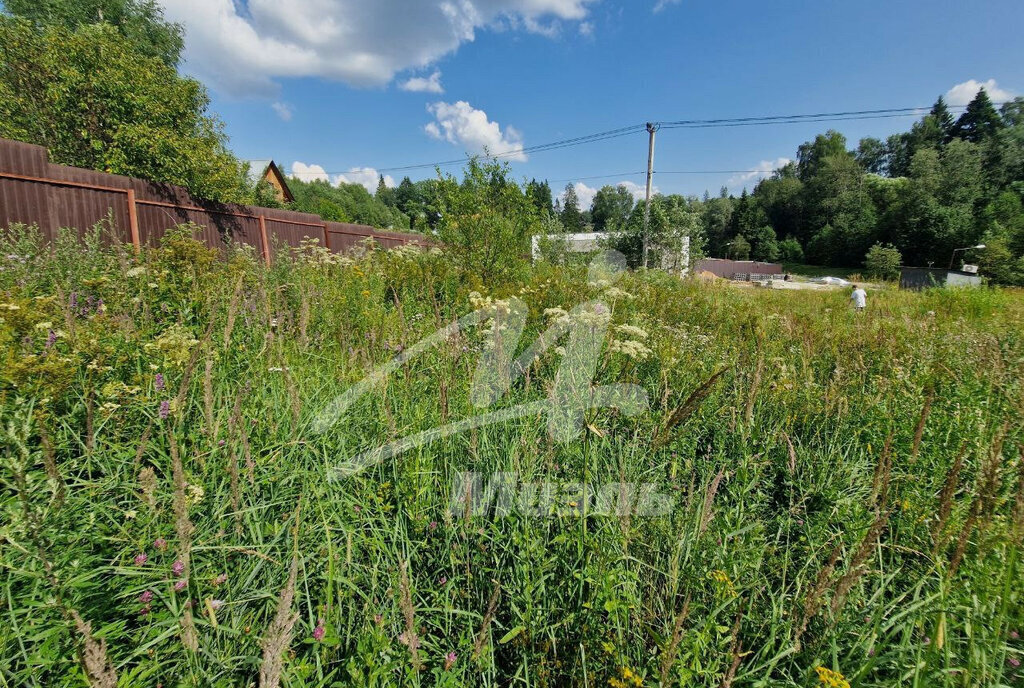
(258, 214, 271, 266)
(126, 189, 141, 252)
(322, 223, 331, 252)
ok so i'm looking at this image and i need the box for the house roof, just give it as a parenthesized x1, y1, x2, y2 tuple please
(244, 159, 294, 203)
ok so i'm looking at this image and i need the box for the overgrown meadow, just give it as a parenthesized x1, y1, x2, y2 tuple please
(1, 223, 1022, 687)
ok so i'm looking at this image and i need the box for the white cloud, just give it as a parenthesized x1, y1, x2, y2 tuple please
(653, 0, 681, 12)
(560, 180, 654, 211)
(578, 20, 594, 36)
(399, 69, 444, 94)
(158, 0, 597, 95)
(727, 158, 791, 189)
(271, 102, 294, 121)
(337, 167, 395, 193)
(945, 79, 1015, 106)
(290, 162, 395, 193)
(425, 101, 526, 161)
(290, 161, 330, 183)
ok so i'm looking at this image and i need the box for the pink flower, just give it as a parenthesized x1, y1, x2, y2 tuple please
(353, 505, 362, 513)
(153, 538, 168, 551)
(210, 599, 225, 610)
(1009, 657, 1021, 668)
(154, 373, 165, 391)
(428, 521, 438, 531)
(1011, 630, 1020, 640)
(444, 651, 457, 670)
(134, 553, 148, 566)
(312, 619, 326, 641)
(171, 560, 185, 576)
(159, 400, 170, 419)
(373, 614, 383, 625)
(438, 576, 447, 585)
(139, 590, 153, 603)
(139, 605, 151, 616)
(212, 573, 228, 586)
(173, 579, 187, 591)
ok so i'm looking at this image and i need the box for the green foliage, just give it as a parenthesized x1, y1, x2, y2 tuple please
(288, 177, 411, 229)
(778, 236, 804, 263)
(728, 234, 750, 260)
(951, 88, 1004, 143)
(2, 0, 184, 66)
(590, 185, 634, 232)
(3, 224, 1022, 687)
(560, 183, 586, 233)
(864, 242, 903, 280)
(434, 157, 541, 283)
(0, 17, 249, 203)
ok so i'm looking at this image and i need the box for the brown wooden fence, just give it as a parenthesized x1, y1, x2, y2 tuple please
(0, 137, 429, 262)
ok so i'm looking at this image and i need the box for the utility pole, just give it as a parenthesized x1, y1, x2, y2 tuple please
(642, 122, 658, 269)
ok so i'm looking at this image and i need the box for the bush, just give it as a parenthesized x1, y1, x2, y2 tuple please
(864, 242, 903, 281)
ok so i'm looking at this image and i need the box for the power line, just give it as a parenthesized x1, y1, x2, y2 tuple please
(288, 102, 995, 178)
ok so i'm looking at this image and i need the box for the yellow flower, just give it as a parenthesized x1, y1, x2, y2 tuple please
(815, 666, 850, 688)
(362, 290, 371, 297)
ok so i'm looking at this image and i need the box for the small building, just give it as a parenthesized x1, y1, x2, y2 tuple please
(899, 267, 982, 290)
(245, 160, 294, 204)
(695, 258, 782, 279)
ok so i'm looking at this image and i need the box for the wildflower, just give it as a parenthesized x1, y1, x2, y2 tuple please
(815, 666, 850, 688)
(154, 373, 165, 391)
(212, 573, 228, 586)
(1010, 630, 1020, 640)
(153, 538, 167, 551)
(604, 286, 633, 300)
(1009, 657, 1021, 668)
(209, 599, 225, 610)
(614, 324, 649, 339)
(46, 330, 57, 348)
(439, 576, 447, 585)
(34, 321, 53, 330)
(124, 510, 137, 520)
(185, 484, 204, 506)
(373, 614, 383, 625)
(126, 266, 147, 277)
(173, 579, 187, 591)
(133, 553, 148, 566)
(428, 521, 438, 531)
(444, 650, 457, 671)
(353, 505, 362, 513)
(171, 560, 185, 576)
(361, 290, 371, 297)
(158, 400, 170, 419)
(139, 590, 153, 604)
(313, 619, 326, 641)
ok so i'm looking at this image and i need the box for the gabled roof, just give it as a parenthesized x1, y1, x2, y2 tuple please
(244, 159, 294, 203)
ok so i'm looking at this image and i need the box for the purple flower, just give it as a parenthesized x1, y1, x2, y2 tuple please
(173, 579, 188, 591)
(353, 505, 362, 513)
(313, 619, 326, 641)
(45, 330, 57, 349)
(210, 599, 225, 610)
(1009, 657, 1021, 668)
(428, 521, 438, 531)
(153, 537, 167, 551)
(133, 553, 148, 566)
(139, 590, 153, 603)
(923, 636, 931, 646)
(69, 291, 78, 309)
(1011, 630, 1020, 640)
(444, 651, 457, 670)
(159, 400, 170, 419)
(213, 573, 228, 586)
(438, 576, 447, 585)
(154, 373, 165, 391)
(171, 560, 185, 576)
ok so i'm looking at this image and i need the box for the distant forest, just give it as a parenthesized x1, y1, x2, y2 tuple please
(316, 89, 1024, 283)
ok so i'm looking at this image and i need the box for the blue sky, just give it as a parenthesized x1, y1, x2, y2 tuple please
(159, 0, 1024, 207)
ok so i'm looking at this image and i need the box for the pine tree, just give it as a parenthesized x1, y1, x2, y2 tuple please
(560, 184, 585, 232)
(951, 88, 1004, 143)
(930, 96, 955, 142)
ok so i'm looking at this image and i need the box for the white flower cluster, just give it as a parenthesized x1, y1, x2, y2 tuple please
(607, 338, 653, 361)
(614, 324, 649, 340)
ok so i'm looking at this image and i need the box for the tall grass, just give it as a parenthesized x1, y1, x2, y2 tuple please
(1, 223, 1022, 687)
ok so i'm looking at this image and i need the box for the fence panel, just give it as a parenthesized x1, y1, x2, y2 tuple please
(0, 137, 427, 259)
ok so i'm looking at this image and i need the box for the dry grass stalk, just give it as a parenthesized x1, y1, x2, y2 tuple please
(223, 273, 244, 350)
(84, 391, 95, 454)
(653, 367, 730, 449)
(830, 508, 890, 616)
(911, 385, 935, 460)
(658, 593, 690, 686)
(240, 422, 255, 485)
(168, 432, 198, 652)
(36, 417, 65, 505)
(949, 429, 1007, 577)
(869, 431, 894, 511)
(138, 466, 158, 508)
(174, 321, 217, 410)
(133, 422, 153, 469)
(70, 610, 118, 688)
(782, 432, 797, 475)
(259, 552, 300, 688)
(283, 369, 302, 434)
(472, 579, 502, 661)
(203, 353, 216, 436)
(1012, 448, 1024, 546)
(398, 560, 423, 670)
(298, 288, 310, 349)
(718, 610, 744, 688)
(698, 467, 725, 538)
(931, 442, 968, 552)
(743, 349, 764, 428)
(793, 544, 841, 651)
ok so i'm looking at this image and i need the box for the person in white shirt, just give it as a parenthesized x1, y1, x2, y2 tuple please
(851, 285, 867, 311)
